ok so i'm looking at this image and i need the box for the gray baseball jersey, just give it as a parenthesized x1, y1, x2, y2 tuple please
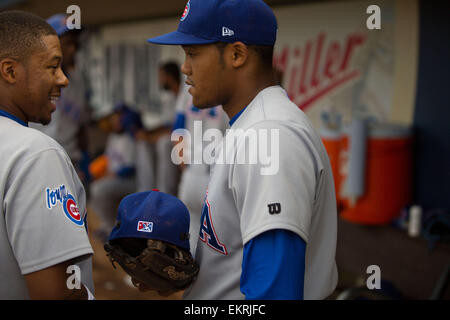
(183, 86, 338, 300)
(0, 117, 94, 299)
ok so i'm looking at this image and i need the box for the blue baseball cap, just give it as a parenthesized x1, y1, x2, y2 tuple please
(47, 14, 70, 36)
(108, 190, 191, 251)
(147, 0, 278, 46)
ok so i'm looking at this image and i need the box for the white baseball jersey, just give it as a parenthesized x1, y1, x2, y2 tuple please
(174, 84, 229, 252)
(0, 116, 94, 299)
(183, 86, 338, 300)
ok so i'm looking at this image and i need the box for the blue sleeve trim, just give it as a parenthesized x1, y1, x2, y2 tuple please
(241, 229, 306, 300)
(116, 166, 136, 178)
(172, 112, 186, 131)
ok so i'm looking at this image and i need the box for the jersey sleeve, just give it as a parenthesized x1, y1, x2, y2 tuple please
(4, 148, 93, 275)
(240, 229, 306, 299)
(230, 120, 323, 244)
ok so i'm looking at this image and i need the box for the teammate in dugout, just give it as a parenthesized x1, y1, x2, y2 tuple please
(147, 0, 338, 299)
(0, 11, 94, 299)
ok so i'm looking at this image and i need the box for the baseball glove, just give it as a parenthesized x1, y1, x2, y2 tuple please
(104, 237, 199, 296)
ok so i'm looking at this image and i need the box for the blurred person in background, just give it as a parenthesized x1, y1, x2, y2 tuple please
(89, 104, 142, 240)
(136, 62, 182, 195)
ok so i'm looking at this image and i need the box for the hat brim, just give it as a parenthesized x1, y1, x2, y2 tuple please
(147, 31, 217, 45)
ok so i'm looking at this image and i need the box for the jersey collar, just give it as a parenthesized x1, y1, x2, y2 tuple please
(228, 106, 248, 127)
(0, 109, 28, 127)
(228, 86, 284, 127)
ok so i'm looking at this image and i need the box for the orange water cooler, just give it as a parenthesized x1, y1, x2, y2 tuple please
(321, 129, 343, 209)
(322, 123, 413, 225)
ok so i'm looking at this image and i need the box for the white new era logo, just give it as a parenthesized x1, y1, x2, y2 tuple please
(222, 27, 234, 36)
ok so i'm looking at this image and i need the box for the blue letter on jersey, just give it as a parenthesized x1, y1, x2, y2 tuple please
(199, 199, 228, 255)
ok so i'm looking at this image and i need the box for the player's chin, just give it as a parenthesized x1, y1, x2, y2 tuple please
(39, 111, 52, 125)
(192, 96, 217, 109)
(40, 116, 52, 125)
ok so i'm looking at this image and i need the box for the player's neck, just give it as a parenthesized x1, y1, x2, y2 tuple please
(0, 99, 28, 123)
(223, 71, 277, 120)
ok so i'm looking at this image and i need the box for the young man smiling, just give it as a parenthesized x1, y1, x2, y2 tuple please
(148, 0, 338, 299)
(0, 11, 94, 299)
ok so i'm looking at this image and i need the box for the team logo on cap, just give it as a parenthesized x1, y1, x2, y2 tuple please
(63, 194, 84, 226)
(181, 0, 190, 21)
(137, 221, 153, 233)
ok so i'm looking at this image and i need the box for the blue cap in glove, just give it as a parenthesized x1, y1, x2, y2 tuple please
(108, 190, 191, 251)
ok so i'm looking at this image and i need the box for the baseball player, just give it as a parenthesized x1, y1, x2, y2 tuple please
(0, 11, 94, 299)
(148, 0, 338, 299)
(172, 83, 228, 253)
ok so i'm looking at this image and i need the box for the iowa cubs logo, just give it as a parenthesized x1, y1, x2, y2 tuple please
(46, 185, 84, 226)
(181, 0, 190, 21)
(199, 197, 228, 255)
(63, 194, 84, 226)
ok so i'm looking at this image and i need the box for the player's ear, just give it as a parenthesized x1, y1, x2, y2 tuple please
(0, 58, 19, 84)
(229, 42, 249, 69)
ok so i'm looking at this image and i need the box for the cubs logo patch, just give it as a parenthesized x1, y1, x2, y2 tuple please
(46, 185, 84, 226)
(137, 221, 153, 233)
(181, 0, 190, 21)
(63, 194, 84, 226)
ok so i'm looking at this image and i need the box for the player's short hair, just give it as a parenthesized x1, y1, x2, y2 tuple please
(0, 10, 57, 62)
(159, 61, 181, 84)
(215, 42, 274, 70)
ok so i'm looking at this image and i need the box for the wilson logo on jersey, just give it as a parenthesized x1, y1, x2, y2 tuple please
(137, 221, 153, 233)
(268, 202, 281, 214)
(199, 198, 228, 255)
